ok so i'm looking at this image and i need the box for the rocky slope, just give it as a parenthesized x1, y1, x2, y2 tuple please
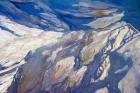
(0, 15, 140, 93)
(0, 0, 140, 93)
